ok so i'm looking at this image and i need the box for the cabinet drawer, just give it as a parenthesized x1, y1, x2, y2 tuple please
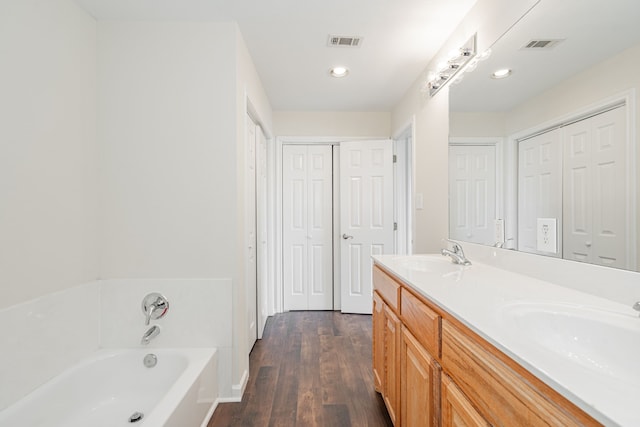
(400, 288, 440, 358)
(373, 265, 400, 311)
(441, 320, 597, 427)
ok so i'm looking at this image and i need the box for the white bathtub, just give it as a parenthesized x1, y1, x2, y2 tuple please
(0, 348, 218, 427)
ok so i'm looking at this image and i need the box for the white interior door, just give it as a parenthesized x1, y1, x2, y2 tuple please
(340, 140, 394, 314)
(563, 106, 627, 268)
(518, 129, 562, 256)
(256, 126, 268, 338)
(245, 115, 257, 349)
(282, 145, 333, 311)
(449, 145, 496, 245)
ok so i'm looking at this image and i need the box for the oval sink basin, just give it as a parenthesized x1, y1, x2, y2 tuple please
(389, 255, 465, 275)
(501, 302, 640, 384)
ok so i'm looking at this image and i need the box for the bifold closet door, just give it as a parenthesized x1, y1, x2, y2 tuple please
(517, 129, 563, 256)
(282, 145, 333, 311)
(563, 106, 627, 268)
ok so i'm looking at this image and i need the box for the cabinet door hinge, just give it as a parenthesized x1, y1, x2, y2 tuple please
(393, 222, 398, 231)
(393, 154, 397, 163)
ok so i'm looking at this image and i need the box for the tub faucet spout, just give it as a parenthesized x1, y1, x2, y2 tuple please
(141, 325, 161, 345)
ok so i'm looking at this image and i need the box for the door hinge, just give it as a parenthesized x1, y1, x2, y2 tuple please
(393, 154, 397, 163)
(393, 222, 398, 231)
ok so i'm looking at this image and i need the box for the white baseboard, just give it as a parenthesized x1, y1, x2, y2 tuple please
(200, 400, 220, 427)
(231, 368, 249, 399)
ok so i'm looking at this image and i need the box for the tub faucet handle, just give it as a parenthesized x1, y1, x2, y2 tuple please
(141, 293, 169, 325)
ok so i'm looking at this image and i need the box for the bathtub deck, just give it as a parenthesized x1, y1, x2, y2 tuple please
(208, 311, 392, 427)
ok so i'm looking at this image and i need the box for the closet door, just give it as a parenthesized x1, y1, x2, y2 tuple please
(563, 107, 627, 268)
(517, 129, 563, 256)
(282, 145, 333, 311)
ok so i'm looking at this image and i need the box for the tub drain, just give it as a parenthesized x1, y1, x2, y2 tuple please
(128, 412, 144, 423)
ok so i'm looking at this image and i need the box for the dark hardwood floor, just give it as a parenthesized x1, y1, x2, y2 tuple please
(208, 311, 393, 427)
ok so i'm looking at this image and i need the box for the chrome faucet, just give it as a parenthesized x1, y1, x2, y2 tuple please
(141, 293, 169, 326)
(633, 301, 640, 317)
(441, 239, 471, 266)
(141, 325, 161, 345)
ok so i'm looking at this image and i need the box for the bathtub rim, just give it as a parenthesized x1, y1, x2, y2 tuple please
(0, 347, 218, 426)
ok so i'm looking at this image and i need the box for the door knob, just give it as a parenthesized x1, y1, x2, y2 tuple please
(585, 241, 592, 247)
(342, 234, 354, 240)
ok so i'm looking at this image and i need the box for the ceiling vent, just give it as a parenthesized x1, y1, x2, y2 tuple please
(522, 39, 564, 50)
(328, 35, 362, 48)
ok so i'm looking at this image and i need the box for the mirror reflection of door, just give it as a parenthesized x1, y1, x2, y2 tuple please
(562, 106, 627, 268)
(517, 129, 563, 257)
(448, 144, 497, 246)
(516, 105, 628, 267)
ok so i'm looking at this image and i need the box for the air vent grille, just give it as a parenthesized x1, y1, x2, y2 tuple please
(328, 35, 362, 47)
(522, 39, 564, 50)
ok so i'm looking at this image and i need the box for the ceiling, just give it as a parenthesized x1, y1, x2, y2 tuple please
(449, 0, 640, 112)
(74, 0, 477, 111)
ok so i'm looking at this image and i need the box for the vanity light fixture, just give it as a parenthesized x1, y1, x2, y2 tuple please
(491, 68, 512, 79)
(329, 66, 349, 78)
(423, 34, 478, 97)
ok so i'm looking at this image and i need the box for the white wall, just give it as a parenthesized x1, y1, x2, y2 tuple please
(0, 0, 98, 309)
(97, 21, 237, 280)
(273, 111, 391, 137)
(391, 0, 540, 253)
(97, 21, 274, 398)
(450, 112, 506, 137)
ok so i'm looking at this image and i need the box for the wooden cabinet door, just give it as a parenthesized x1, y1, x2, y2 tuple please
(401, 327, 441, 427)
(384, 304, 401, 425)
(373, 291, 385, 393)
(442, 374, 489, 427)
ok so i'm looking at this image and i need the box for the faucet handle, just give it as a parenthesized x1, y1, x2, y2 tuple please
(633, 301, 640, 315)
(443, 238, 460, 251)
(142, 293, 169, 325)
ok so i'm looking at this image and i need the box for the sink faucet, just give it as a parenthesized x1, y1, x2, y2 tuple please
(441, 239, 472, 266)
(141, 325, 161, 345)
(633, 302, 640, 317)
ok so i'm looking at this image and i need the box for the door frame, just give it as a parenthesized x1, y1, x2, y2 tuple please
(393, 119, 416, 255)
(246, 100, 273, 342)
(275, 136, 386, 313)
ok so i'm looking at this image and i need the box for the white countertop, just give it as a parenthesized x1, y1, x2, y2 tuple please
(372, 253, 640, 427)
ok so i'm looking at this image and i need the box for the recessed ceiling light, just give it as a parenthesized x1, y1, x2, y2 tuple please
(491, 68, 512, 79)
(330, 67, 349, 78)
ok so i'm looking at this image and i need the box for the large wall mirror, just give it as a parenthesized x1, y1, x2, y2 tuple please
(449, 0, 640, 272)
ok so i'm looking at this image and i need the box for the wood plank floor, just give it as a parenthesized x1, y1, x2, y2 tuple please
(208, 311, 393, 427)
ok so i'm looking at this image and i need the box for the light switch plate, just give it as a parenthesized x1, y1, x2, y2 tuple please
(415, 193, 424, 210)
(536, 218, 557, 253)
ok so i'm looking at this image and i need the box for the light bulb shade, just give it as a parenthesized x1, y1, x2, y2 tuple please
(330, 67, 349, 77)
(491, 68, 512, 79)
(426, 34, 477, 97)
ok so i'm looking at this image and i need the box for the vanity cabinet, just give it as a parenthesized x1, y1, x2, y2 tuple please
(401, 326, 440, 427)
(441, 374, 489, 427)
(372, 266, 402, 424)
(372, 264, 600, 427)
(383, 304, 401, 424)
